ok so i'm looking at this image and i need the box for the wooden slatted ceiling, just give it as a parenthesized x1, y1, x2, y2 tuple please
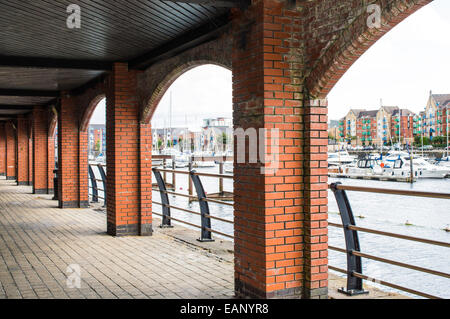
(0, 1, 232, 111)
(0, 0, 227, 61)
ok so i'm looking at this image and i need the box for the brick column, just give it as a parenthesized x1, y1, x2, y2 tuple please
(28, 121, 33, 187)
(106, 63, 152, 236)
(232, 0, 327, 299)
(58, 96, 89, 208)
(302, 99, 329, 298)
(17, 115, 30, 185)
(47, 134, 55, 194)
(0, 123, 6, 176)
(5, 121, 16, 181)
(32, 106, 49, 194)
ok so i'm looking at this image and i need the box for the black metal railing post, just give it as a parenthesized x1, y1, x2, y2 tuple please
(152, 168, 173, 228)
(88, 165, 99, 203)
(330, 182, 368, 296)
(190, 170, 214, 242)
(97, 164, 107, 207)
(52, 161, 58, 201)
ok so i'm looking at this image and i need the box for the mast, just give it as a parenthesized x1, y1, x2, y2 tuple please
(447, 106, 449, 157)
(169, 90, 173, 149)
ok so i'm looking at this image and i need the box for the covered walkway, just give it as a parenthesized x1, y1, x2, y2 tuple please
(0, 177, 233, 299)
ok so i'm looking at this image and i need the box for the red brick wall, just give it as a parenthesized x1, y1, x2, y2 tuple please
(27, 115, 33, 186)
(5, 121, 16, 180)
(0, 123, 6, 176)
(106, 63, 152, 236)
(17, 116, 30, 185)
(58, 96, 88, 208)
(32, 107, 49, 194)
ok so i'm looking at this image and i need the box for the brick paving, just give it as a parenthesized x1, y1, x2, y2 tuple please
(0, 177, 234, 299)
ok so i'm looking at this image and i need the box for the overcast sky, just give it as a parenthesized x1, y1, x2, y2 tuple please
(90, 0, 449, 126)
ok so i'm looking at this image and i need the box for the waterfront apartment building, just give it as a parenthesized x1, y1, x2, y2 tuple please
(339, 106, 417, 146)
(421, 93, 450, 139)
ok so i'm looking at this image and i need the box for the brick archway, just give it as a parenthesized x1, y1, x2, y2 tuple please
(305, 0, 433, 99)
(141, 61, 232, 124)
(79, 94, 106, 132)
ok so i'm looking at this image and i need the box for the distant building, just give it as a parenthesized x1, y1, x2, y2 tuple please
(88, 124, 106, 155)
(422, 92, 450, 139)
(338, 107, 418, 146)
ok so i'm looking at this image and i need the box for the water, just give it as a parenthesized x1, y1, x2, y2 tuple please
(89, 164, 450, 298)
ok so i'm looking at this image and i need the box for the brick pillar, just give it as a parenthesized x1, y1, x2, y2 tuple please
(5, 121, 16, 181)
(47, 133, 55, 194)
(106, 63, 152, 236)
(32, 106, 49, 194)
(302, 99, 328, 298)
(28, 123, 33, 186)
(0, 123, 6, 176)
(58, 96, 89, 208)
(232, 0, 327, 299)
(17, 115, 30, 185)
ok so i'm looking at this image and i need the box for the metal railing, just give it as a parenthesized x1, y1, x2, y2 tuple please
(88, 163, 107, 206)
(152, 167, 234, 242)
(84, 163, 450, 299)
(329, 182, 450, 299)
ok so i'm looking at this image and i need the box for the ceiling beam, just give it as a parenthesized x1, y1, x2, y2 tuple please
(0, 89, 59, 97)
(0, 56, 113, 71)
(0, 105, 33, 111)
(129, 13, 231, 70)
(164, 0, 250, 8)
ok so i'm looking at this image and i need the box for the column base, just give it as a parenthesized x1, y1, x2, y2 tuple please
(17, 181, 30, 186)
(47, 188, 54, 195)
(34, 189, 48, 194)
(6, 176, 16, 181)
(0, 173, 5, 176)
(107, 223, 153, 237)
(59, 200, 89, 209)
(235, 279, 303, 299)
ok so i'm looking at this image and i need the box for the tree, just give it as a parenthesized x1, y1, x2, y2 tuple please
(157, 138, 163, 151)
(95, 140, 101, 152)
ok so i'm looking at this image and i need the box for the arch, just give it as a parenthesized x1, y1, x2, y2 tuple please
(141, 61, 232, 124)
(306, 0, 433, 99)
(79, 94, 106, 132)
(48, 107, 58, 138)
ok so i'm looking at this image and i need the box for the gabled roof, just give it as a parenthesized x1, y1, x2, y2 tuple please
(348, 109, 365, 117)
(381, 106, 399, 114)
(392, 109, 416, 117)
(431, 94, 450, 109)
(358, 110, 378, 118)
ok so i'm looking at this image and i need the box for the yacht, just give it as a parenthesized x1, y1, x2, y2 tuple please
(328, 150, 356, 167)
(382, 155, 449, 179)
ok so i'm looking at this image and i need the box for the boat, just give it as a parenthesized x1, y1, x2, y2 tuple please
(224, 162, 233, 174)
(382, 154, 450, 179)
(328, 150, 356, 167)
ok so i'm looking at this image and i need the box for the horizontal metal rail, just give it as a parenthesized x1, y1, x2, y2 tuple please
(156, 168, 232, 179)
(153, 201, 234, 224)
(329, 245, 449, 281)
(331, 184, 450, 200)
(152, 212, 234, 239)
(328, 265, 441, 299)
(329, 222, 450, 248)
(152, 188, 234, 207)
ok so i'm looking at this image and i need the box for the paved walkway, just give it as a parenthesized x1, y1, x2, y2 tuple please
(0, 178, 234, 299)
(0, 177, 408, 299)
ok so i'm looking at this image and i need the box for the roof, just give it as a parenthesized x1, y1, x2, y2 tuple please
(0, 1, 247, 120)
(392, 109, 416, 117)
(431, 94, 450, 109)
(381, 106, 400, 114)
(348, 109, 365, 117)
(358, 110, 378, 118)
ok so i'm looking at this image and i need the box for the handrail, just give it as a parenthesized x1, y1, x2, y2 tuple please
(330, 184, 450, 200)
(329, 182, 450, 299)
(329, 222, 450, 248)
